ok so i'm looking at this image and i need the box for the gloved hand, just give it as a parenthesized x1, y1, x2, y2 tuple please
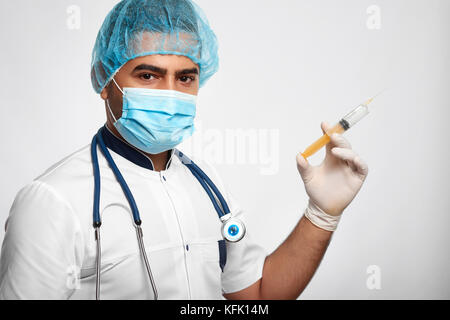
(296, 122, 369, 217)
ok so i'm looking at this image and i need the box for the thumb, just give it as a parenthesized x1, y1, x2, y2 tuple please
(296, 152, 314, 184)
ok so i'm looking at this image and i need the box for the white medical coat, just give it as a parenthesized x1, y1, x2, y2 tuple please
(0, 128, 267, 299)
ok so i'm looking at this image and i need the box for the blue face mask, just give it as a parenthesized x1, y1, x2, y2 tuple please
(107, 78, 197, 154)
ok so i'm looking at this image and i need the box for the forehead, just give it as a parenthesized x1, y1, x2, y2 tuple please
(120, 54, 199, 73)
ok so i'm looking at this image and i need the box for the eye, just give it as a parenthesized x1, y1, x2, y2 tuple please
(179, 75, 196, 84)
(139, 73, 157, 81)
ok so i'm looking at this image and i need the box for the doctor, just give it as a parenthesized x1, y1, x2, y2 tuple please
(0, 0, 368, 300)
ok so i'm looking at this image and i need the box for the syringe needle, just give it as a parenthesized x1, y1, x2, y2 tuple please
(364, 89, 386, 106)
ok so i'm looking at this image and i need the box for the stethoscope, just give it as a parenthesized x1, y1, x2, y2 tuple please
(90, 128, 246, 300)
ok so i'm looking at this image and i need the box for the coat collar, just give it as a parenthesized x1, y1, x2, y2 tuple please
(100, 125, 174, 171)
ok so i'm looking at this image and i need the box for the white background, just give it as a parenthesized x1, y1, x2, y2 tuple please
(0, 0, 449, 299)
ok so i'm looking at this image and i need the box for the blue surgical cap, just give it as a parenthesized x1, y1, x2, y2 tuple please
(91, 0, 219, 93)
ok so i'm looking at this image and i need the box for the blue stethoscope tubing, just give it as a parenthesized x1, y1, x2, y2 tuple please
(180, 153, 230, 218)
(90, 128, 244, 300)
(91, 129, 157, 300)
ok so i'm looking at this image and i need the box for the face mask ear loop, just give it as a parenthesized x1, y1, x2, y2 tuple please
(106, 77, 124, 124)
(106, 99, 118, 123)
(112, 77, 124, 95)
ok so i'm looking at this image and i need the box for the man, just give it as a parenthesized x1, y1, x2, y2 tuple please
(0, 0, 368, 299)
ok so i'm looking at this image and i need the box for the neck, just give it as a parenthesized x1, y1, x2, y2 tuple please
(105, 122, 170, 172)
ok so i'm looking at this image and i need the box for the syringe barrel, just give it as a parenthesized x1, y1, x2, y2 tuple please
(341, 104, 369, 128)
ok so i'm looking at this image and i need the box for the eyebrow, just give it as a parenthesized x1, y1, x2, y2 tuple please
(133, 64, 167, 75)
(132, 64, 199, 77)
(175, 68, 199, 77)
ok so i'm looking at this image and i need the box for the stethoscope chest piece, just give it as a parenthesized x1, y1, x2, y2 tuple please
(220, 214, 246, 242)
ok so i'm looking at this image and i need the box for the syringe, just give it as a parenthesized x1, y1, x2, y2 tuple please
(301, 95, 379, 159)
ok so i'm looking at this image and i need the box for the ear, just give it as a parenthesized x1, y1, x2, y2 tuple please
(100, 86, 109, 101)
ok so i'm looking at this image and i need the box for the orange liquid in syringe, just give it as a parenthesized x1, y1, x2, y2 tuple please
(301, 122, 346, 159)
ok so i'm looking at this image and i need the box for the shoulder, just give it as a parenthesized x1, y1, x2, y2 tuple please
(7, 145, 93, 229)
(35, 144, 92, 185)
(14, 144, 92, 205)
(32, 144, 95, 204)
(7, 179, 81, 238)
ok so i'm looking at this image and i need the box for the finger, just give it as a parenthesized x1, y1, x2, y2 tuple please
(331, 148, 368, 176)
(320, 121, 333, 153)
(296, 152, 314, 183)
(331, 147, 357, 170)
(353, 155, 369, 177)
(321, 121, 332, 135)
(329, 133, 352, 149)
(330, 147, 356, 161)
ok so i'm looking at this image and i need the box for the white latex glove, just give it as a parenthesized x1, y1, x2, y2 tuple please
(296, 122, 369, 217)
